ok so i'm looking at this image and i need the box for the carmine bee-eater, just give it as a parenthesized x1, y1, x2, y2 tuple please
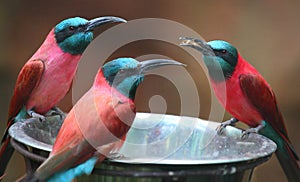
(180, 37, 299, 182)
(22, 58, 184, 182)
(0, 16, 126, 177)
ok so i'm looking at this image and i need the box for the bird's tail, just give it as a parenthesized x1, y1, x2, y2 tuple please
(275, 138, 300, 182)
(0, 119, 15, 178)
(0, 137, 14, 178)
(260, 124, 300, 182)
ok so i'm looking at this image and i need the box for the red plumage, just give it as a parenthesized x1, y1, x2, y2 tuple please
(211, 53, 295, 153)
(8, 59, 45, 121)
(34, 70, 136, 180)
(180, 37, 299, 181)
(0, 29, 81, 177)
(211, 53, 299, 181)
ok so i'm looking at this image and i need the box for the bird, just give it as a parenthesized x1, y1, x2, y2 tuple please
(22, 57, 184, 182)
(0, 16, 127, 177)
(180, 37, 300, 182)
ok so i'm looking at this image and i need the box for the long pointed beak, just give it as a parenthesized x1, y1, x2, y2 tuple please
(138, 59, 186, 73)
(179, 37, 214, 56)
(86, 16, 127, 32)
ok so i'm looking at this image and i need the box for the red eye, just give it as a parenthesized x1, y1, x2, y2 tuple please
(69, 26, 75, 31)
(222, 49, 227, 54)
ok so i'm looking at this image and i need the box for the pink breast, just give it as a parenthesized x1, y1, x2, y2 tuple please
(211, 55, 263, 127)
(26, 30, 81, 113)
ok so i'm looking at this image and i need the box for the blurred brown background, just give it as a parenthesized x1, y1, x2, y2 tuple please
(0, 0, 299, 181)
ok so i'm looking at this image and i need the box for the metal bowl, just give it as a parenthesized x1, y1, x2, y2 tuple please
(9, 113, 277, 182)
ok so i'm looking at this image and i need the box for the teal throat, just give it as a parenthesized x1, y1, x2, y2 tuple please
(57, 32, 93, 55)
(54, 17, 94, 55)
(115, 76, 144, 100)
(203, 56, 235, 82)
(102, 58, 144, 100)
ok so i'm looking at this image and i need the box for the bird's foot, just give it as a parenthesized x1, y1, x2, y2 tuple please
(241, 122, 265, 140)
(45, 107, 66, 120)
(216, 118, 239, 135)
(108, 152, 125, 160)
(27, 110, 46, 122)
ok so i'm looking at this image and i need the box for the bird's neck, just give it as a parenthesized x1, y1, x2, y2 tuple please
(94, 70, 135, 101)
(30, 29, 81, 65)
(229, 54, 260, 79)
(30, 29, 81, 77)
(209, 54, 261, 112)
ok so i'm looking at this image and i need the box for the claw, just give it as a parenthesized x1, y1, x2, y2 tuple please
(216, 118, 238, 135)
(216, 123, 227, 135)
(45, 107, 66, 120)
(27, 110, 46, 122)
(241, 122, 265, 140)
(108, 152, 125, 160)
(241, 129, 256, 140)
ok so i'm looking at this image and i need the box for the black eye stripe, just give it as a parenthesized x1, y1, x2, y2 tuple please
(105, 68, 138, 87)
(213, 49, 237, 67)
(55, 25, 87, 43)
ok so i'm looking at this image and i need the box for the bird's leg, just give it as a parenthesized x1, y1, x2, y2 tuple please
(216, 117, 239, 135)
(241, 121, 266, 139)
(107, 152, 125, 160)
(27, 110, 46, 122)
(45, 107, 66, 120)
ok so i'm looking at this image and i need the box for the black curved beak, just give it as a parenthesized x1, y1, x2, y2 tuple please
(179, 37, 214, 56)
(86, 16, 127, 32)
(138, 59, 186, 73)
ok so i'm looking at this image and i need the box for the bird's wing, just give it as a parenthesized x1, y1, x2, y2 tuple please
(36, 139, 116, 181)
(7, 59, 45, 120)
(240, 74, 299, 161)
(35, 88, 132, 180)
(35, 137, 96, 180)
(239, 74, 288, 139)
(35, 106, 97, 180)
(1, 59, 44, 143)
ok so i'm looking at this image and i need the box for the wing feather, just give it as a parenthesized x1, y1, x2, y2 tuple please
(239, 74, 288, 139)
(8, 59, 45, 120)
(1, 59, 44, 143)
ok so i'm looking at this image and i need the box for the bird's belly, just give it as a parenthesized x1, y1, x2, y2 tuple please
(213, 82, 263, 127)
(26, 66, 74, 114)
(226, 97, 263, 127)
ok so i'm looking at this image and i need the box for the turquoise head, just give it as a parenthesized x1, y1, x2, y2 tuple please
(54, 16, 126, 55)
(102, 58, 185, 100)
(180, 37, 238, 82)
